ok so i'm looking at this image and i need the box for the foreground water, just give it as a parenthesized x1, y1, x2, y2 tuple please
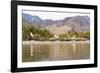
(22, 41, 90, 62)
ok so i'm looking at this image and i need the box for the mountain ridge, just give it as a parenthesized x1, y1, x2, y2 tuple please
(22, 13, 90, 33)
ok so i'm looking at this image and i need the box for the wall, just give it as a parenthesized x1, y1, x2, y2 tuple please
(0, 0, 99, 73)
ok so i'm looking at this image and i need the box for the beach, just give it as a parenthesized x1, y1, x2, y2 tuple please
(22, 40, 90, 45)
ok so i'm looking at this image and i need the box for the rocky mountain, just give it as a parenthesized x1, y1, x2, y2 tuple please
(22, 13, 90, 34)
(22, 13, 42, 25)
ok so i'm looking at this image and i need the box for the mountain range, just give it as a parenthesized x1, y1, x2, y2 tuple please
(22, 13, 90, 35)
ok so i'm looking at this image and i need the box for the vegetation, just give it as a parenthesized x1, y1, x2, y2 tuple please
(59, 32, 90, 40)
(22, 25, 31, 40)
(22, 25, 90, 41)
(59, 32, 90, 38)
(59, 31, 90, 41)
(22, 25, 54, 41)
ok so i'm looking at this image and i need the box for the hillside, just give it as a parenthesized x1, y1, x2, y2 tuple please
(22, 13, 90, 35)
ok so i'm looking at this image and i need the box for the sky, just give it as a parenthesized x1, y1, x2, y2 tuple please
(22, 10, 90, 20)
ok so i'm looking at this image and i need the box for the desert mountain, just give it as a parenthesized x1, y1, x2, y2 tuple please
(22, 13, 90, 35)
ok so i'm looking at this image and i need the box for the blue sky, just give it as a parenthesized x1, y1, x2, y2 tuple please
(22, 10, 90, 20)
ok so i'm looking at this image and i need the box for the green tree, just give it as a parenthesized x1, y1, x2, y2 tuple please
(22, 25, 31, 40)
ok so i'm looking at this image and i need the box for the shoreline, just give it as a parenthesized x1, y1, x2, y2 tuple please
(22, 40, 90, 45)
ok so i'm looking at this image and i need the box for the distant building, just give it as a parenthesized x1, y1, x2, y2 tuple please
(54, 35, 59, 39)
(71, 36, 76, 40)
(30, 32, 34, 38)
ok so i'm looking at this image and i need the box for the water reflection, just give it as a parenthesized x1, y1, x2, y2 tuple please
(72, 41, 76, 55)
(22, 41, 90, 62)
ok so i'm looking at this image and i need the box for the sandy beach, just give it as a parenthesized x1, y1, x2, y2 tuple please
(22, 40, 90, 45)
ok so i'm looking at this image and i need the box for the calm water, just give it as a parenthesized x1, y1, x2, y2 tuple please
(22, 41, 90, 62)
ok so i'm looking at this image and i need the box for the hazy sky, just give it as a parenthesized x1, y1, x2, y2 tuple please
(22, 10, 90, 20)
